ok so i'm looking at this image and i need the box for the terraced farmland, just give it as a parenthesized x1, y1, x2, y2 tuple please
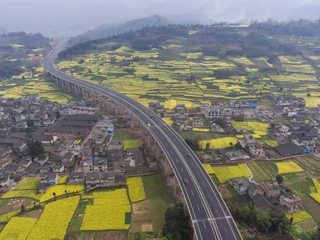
(58, 25, 320, 109)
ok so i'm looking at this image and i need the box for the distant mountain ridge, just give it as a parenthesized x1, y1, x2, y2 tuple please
(68, 15, 169, 45)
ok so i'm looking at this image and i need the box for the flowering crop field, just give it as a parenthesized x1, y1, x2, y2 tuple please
(199, 137, 238, 149)
(57, 176, 68, 185)
(27, 196, 80, 240)
(192, 128, 210, 132)
(286, 210, 313, 224)
(0, 217, 37, 240)
(123, 139, 142, 150)
(14, 178, 40, 190)
(40, 184, 84, 202)
(203, 164, 215, 174)
(276, 161, 304, 174)
(1, 178, 41, 201)
(0, 209, 21, 223)
(263, 140, 279, 147)
(1, 190, 40, 201)
(81, 189, 131, 230)
(212, 164, 251, 183)
(232, 122, 270, 133)
(127, 177, 146, 203)
(163, 117, 173, 126)
(310, 178, 320, 204)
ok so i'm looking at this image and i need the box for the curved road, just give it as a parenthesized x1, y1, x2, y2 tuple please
(43, 46, 242, 240)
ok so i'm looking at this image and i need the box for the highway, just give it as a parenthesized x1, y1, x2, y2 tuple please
(43, 46, 242, 240)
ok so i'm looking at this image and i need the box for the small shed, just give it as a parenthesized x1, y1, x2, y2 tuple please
(302, 147, 312, 154)
(249, 104, 257, 109)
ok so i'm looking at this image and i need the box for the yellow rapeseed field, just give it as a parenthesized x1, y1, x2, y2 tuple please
(57, 176, 68, 185)
(203, 164, 215, 174)
(276, 162, 304, 174)
(286, 210, 313, 224)
(27, 196, 80, 240)
(212, 164, 251, 183)
(123, 140, 142, 150)
(0, 209, 21, 223)
(263, 140, 279, 147)
(1, 190, 40, 201)
(310, 178, 320, 204)
(40, 185, 84, 202)
(232, 122, 270, 133)
(163, 117, 174, 126)
(81, 189, 131, 230)
(1, 178, 41, 201)
(127, 177, 146, 203)
(14, 178, 40, 190)
(199, 137, 238, 149)
(192, 128, 210, 132)
(0, 217, 37, 240)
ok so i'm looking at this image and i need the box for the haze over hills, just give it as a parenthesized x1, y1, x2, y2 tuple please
(1, 0, 320, 37)
(68, 15, 169, 45)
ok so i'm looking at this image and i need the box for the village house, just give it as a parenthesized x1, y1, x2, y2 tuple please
(279, 188, 303, 213)
(192, 117, 204, 127)
(3, 164, 23, 175)
(175, 104, 186, 113)
(228, 177, 250, 195)
(243, 109, 255, 119)
(39, 172, 58, 185)
(248, 144, 265, 158)
(69, 172, 85, 184)
(174, 113, 189, 124)
(0, 172, 10, 187)
(204, 107, 224, 119)
(32, 134, 57, 144)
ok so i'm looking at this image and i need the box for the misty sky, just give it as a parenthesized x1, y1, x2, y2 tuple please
(0, 0, 319, 37)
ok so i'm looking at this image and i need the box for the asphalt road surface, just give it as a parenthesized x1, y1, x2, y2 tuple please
(43, 47, 242, 240)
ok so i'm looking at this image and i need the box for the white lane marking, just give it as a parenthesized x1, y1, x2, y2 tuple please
(215, 209, 220, 217)
(165, 143, 168, 147)
(203, 221, 207, 229)
(191, 190, 194, 197)
(209, 195, 213, 201)
(180, 168, 184, 173)
(195, 171, 200, 176)
(224, 228, 228, 236)
(170, 150, 174, 154)
(175, 159, 178, 163)
(197, 204, 200, 211)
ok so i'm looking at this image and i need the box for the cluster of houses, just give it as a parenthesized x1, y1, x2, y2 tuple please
(0, 95, 157, 193)
(149, 95, 320, 160)
(229, 177, 303, 213)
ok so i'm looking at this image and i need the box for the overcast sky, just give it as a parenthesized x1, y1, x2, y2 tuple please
(1, 0, 319, 37)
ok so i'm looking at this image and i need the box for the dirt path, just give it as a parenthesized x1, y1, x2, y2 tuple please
(245, 160, 255, 181)
(21, 66, 33, 78)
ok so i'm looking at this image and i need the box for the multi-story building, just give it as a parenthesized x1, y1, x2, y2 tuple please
(192, 117, 203, 127)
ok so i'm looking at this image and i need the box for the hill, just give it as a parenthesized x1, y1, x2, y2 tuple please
(0, 32, 50, 79)
(68, 15, 169, 45)
(58, 21, 320, 109)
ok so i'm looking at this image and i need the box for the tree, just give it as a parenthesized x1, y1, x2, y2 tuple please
(276, 175, 284, 185)
(162, 203, 193, 240)
(27, 140, 45, 157)
(27, 119, 34, 127)
(56, 110, 61, 119)
(307, 93, 311, 97)
(206, 143, 211, 151)
(53, 192, 56, 201)
(21, 204, 25, 212)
